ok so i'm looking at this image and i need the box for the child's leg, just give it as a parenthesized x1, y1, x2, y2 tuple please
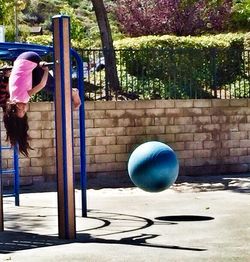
(72, 88, 81, 109)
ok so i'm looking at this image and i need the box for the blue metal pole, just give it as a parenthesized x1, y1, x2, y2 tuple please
(71, 49, 87, 217)
(13, 144, 19, 206)
(0, 119, 3, 231)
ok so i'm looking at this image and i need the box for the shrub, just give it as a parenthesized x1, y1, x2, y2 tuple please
(114, 33, 245, 98)
(231, 0, 250, 31)
(26, 35, 53, 46)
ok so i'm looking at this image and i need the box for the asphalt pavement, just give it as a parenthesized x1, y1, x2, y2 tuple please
(0, 174, 250, 262)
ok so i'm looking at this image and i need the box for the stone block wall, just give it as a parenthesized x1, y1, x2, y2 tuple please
(1, 99, 250, 185)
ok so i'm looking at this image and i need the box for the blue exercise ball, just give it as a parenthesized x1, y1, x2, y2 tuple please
(128, 141, 179, 192)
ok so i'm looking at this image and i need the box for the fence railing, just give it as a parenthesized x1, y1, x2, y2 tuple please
(74, 48, 250, 101)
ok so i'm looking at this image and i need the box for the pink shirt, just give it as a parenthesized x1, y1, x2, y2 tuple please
(9, 59, 37, 103)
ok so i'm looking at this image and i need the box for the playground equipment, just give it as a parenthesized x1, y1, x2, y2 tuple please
(0, 96, 20, 232)
(53, 15, 76, 239)
(128, 141, 179, 193)
(1, 145, 19, 206)
(0, 15, 87, 239)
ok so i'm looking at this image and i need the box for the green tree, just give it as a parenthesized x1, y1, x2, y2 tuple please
(60, 4, 94, 48)
(22, 0, 61, 28)
(0, 0, 27, 41)
(231, 0, 250, 30)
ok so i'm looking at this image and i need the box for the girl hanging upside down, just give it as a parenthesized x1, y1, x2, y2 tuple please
(3, 51, 81, 157)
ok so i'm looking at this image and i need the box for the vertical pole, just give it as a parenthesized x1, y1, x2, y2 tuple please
(71, 49, 87, 217)
(0, 178, 2, 232)
(14, 144, 19, 206)
(14, 3, 19, 42)
(52, 15, 76, 239)
(0, 114, 3, 231)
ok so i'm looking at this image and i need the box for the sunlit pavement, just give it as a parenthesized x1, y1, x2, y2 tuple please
(1, 174, 250, 262)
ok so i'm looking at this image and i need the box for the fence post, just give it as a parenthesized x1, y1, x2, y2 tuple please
(210, 48, 217, 97)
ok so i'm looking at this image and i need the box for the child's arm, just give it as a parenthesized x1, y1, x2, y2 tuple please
(28, 66, 49, 97)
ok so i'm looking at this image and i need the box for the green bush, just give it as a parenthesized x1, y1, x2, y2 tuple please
(4, 26, 15, 42)
(26, 35, 53, 46)
(114, 33, 245, 98)
(231, 0, 250, 31)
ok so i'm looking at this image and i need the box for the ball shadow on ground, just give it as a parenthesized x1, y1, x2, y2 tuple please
(0, 209, 207, 254)
(155, 215, 214, 222)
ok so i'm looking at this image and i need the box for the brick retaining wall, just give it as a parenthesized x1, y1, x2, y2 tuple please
(1, 99, 250, 185)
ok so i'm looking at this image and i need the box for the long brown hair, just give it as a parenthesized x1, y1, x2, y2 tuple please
(3, 103, 32, 157)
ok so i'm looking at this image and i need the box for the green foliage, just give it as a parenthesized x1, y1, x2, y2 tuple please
(25, 1, 121, 49)
(30, 91, 53, 102)
(1, 0, 249, 49)
(18, 24, 31, 41)
(225, 79, 250, 98)
(1, 0, 248, 101)
(0, 0, 16, 41)
(22, 0, 61, 27)
(114, 33, 245, 49)
(244, 32, 250, 48)
(0, 0, 15, 25)
(59, 5, 86, 42)
(26, 34, 53, 46)
(231, 0, 250, 30)
(4, 26, 15, 42)
(115, 33, 245, 99)
(21, 0, 122, 48)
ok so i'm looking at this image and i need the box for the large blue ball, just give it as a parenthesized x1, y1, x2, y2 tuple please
(128, 141, 179, 192)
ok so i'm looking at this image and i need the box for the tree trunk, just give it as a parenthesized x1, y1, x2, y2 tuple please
(91, 0, 120, 95)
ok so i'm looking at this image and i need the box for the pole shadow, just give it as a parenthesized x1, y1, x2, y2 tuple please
(0, 230, 206, 254)
(0, 210, 208, 254)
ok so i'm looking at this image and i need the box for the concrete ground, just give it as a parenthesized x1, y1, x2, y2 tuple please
(0, 174, 250, 262)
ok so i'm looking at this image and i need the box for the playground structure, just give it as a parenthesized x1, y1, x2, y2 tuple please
(0, 145, 19, 205)
(0, 15, 87, 239)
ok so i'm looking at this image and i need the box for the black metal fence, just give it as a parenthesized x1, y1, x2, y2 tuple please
(75, 48, 250, 101)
